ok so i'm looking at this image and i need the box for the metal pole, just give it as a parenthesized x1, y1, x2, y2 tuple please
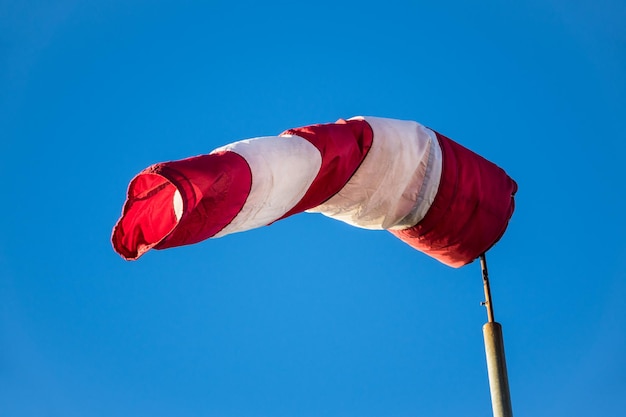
(480, 254, 513, 417)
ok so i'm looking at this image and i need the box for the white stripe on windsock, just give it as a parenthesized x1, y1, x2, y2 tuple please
(212, 135, 322, 237)
(308, 116, 442, 230)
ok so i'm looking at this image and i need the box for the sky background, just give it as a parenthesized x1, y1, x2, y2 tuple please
(1, 1, 625, 416)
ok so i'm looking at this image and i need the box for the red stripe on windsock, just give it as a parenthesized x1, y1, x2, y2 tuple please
(279, 118, 373, 219)
(389, 132, 517, 267)
(112, 151, 252, 260)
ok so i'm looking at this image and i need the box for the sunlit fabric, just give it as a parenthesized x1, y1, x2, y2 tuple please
(112, 116, 517, 267)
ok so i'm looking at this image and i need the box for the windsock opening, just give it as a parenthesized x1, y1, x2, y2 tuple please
(111, 173, 180, 260)
(112, 151, 253, 260)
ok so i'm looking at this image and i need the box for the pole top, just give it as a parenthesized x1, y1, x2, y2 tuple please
(480, 253, 495, 323)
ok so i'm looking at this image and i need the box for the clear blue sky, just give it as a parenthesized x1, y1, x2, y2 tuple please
(2, 1, 625, 416)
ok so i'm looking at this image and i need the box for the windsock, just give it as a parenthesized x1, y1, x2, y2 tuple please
(112, 116, 517, 267)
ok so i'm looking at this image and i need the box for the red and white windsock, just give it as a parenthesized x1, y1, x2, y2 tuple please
(112, 116, 517, 267)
